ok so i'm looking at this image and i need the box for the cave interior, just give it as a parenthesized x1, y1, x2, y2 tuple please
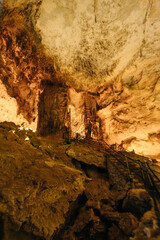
(0, 1, 160, 240)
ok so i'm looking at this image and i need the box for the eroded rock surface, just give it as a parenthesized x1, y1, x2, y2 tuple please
(1, 0, 160, 160)
(37, 83, 68, 136)
(66, 142, 107, 169)
(0, 123, 86, 240)
(0, 123, 160, 239)
(6, 0, 149, 89)
(122, 189, 152, 218)
(0, 10, 58, 129)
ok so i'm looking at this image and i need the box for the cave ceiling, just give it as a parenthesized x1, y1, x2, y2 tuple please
(1, 0, 160, 159)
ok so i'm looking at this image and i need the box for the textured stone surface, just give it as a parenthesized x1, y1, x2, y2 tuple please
(0, 123, 86, 239)
(2, 0, 160, 160)
(5, 0, 154, 90)
(34, 0, 149, 90)
(67, 88, 86, 138)
(0, 80, 31, 127)
(37, 83, 68, 135)
(122, 189, 152, 218)
(0, 11, 57, 129)
(66, 142, 107, 169)
(0, 123, 160, 239)
(118, 212, 139, 236)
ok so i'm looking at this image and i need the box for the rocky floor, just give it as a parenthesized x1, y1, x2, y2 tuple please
(0, 122, 160, 240)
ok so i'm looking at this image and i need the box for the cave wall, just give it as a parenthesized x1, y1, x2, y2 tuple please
(67, 89, 102, 140)
(6, 0, 155, 90)
(0, 12, 39, 127)
(0, 10, 57, 129)
(35, 0, 149, 90)
(0, 79, 32, 127)
(2, 0, 160, 159)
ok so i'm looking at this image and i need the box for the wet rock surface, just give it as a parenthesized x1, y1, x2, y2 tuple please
(0, 122, 160, 240)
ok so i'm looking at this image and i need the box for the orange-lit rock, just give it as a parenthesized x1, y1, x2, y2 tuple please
(67, 88, 85, 138)
(0, 122, 160, 239)
(1, 0, 160, 160)
(0, 11, 57, 130)
(0, 79, 37, 129)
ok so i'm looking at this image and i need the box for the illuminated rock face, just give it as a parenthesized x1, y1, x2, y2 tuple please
(0, 13, 40, 129)
(2, 0, 160, 159)
(6, 0, 154, 89)
(96, 0, 160, 159)
(0, 12, 56, 129)
(0, 80, 37, 129)
(36, 0, 149, 90)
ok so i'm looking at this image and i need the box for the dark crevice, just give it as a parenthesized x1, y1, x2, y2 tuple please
(0, 216, 4, 240)
(92, 208, 131, 240)
(53, 192, 88, 240)
(72, 158, 90, 178)
(66, 192, 88, 226)
(74, 221, 94, 240)
(92, 208, 112, 227)
(71, 158, 109, 180)
(116, 198, 125, 212)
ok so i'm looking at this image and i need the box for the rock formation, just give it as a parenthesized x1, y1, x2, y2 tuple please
(38, 82, 68, 135)
(0, 122, 160, 240)
(0, 0, 160, 160)
(1, 2, 160, 239)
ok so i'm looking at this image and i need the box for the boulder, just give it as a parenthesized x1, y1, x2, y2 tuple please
(118, 212, 139, 236)
(66, 143, 107, 169)
(100, 205, 121, 222)
(122, 189, 152, 218)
